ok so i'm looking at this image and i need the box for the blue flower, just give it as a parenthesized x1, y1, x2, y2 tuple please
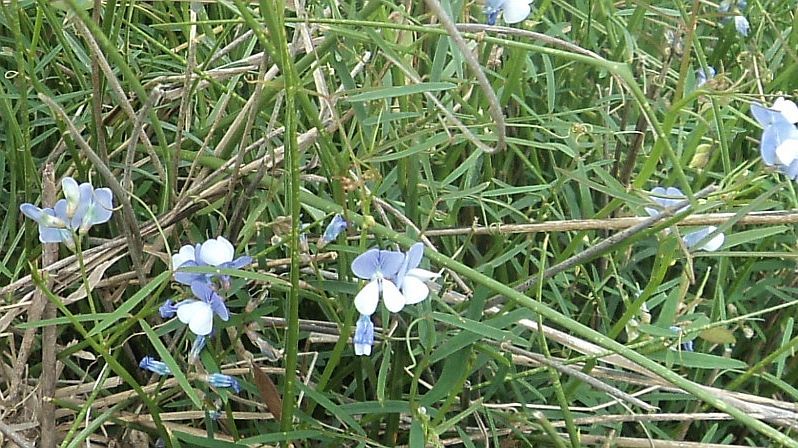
(751, 100, 798, 180)
(644, 187, 690, 217)
(176, 282, 230, 336)
(172, 236, 252, 288)
(351, 248, 406, 314)
(734, 15, 749, 36)
(19, 177, 114, 248)
(353, 314, 375, 356)
(206, 373, 241, 393)
(682, 225, 725, 252)
(159, 299, 179, 318)
(485, 0, 532, 25)
(695, 66, 715, 88)
(139, 356, 172, 376)
(319, 214, 348, 248)
(645, 187, 724, 251)
(395, 243, 440, 305)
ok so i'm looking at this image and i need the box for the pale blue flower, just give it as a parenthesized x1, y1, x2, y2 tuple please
(644, 187, 690, 217)
(19, 177, 113, 248)
(319, 214, 348, 248)
(176, 282, 230, 336)
(172, 236, 252, 287)
(206, 373, 241, 393)
(645, 187, 724, 251)
(695, 66, 715, 88)
(159, 299, 179, 318)
(485, 0, 532, 25)
(351, 248, 405, 314)
(734, 15, 749, 36)
(750, 101, 798, 180)
(395, 243, 440, 305)
(139, 356, 172, 376)
(682, 225, 725, 252)
(353, 314, 375, 356)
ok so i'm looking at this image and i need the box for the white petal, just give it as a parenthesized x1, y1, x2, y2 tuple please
(382, 279, 406, 313)
(774, 97, 798, 124)
(408, 268, 440, 282)
(199, 236, 235, 266)
(775, 140, 798, 166)
(354, 343, 372, 356)
(172, 245, 195, 269)
(503, 0, 531, 24)
(354, 280, 380, 315)
(402, 276, 430, 305)
(177, 300, 214, 335)
(701, 232, 725, 252)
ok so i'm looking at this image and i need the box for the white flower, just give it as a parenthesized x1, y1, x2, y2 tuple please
(351, 248, 405, 314)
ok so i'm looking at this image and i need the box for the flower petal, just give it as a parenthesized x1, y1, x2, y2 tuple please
(382, 279, 406, 313)
(408, 268, 440, 282)
(354, 279, 380, 315)
(683, 226, 725, 252)
(774, 97, 798, 124)
(20, 204, 46, 223)
(750, 103, 782, 127)
(776, 139, 798, 167)
(402, 275, 430, 305)
(172, 245, 196, 269)
(209, 295, 230, 321)
(199, 236, 235, 266)
(62, 177, 80, 217)
(760, 120, 798, 166)
(86, 187, 114, 226)
(71, 183, 94, 229)
(39, 225, 72, 244)
(503, 0, 531, 24)
(351, 249, 381, 279)
(177, 300, 214, 335)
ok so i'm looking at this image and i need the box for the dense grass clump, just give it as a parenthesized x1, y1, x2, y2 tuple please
(1, 0, 798, 446)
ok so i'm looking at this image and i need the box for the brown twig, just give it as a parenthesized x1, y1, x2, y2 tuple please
(40, 164, 59, 448)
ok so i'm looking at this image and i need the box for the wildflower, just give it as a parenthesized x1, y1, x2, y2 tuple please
(206, 373, 241, 393)
(485, 0, 532, 25)
(395, 242, 440, 306)
(644, 187, 690, 217)
(176, 281, 230, 336)
(172, 236, 252, 287)
(19, 177, 114, 248)
(695, 66, 716, 88)
(159, 299, 179, 318)
(318, 214, 348, 248)
(351, 248, 405, 314)
(188, 335, 207, 363)
(139, 356, 172, 376)
(645, 187, 724, 251)
(750, 101, 798, 180)
(353, 314, 375, 356)
(718, 0, 748, 36)
(733, 15, 749, 36)
(682, 225, 725, 252)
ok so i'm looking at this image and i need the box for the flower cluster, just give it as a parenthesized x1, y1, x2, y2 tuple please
(20, 177, 114, 250)
(485, 0, 532, 25)
(751, 97, 798, 181)
(350, 242, 439, 355)
(719, 0, 749, 36)
(645, 187, 725, 252)
(161, 236, 251, 338)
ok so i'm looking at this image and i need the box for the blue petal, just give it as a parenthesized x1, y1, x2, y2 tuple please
(750, 103, 783, 127)
(353, 314, 375, 356)
(84, 187, 114, 227)
(207, 373, 241, 393)
(351, 249, 380, 279)
(71, 183, 94, 230)
(321, 214, 348, 244)
(759, 120, 798, 166)
(784, 159, 798, 180)
(222, 255, 252, 270)
(39, 225, 73, 244)
(209, 295, 230, 321)
(159, 300, 179, 318)
(175, 260, 204, 286)
(734, 16, 749, 36)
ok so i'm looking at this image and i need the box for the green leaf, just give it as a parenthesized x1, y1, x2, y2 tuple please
(87, 271, 170, 338)
(139, 320, 203, 409)
(345, 82, 456, 102)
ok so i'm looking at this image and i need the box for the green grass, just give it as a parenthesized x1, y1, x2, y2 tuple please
(2, 0, 798, 446)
